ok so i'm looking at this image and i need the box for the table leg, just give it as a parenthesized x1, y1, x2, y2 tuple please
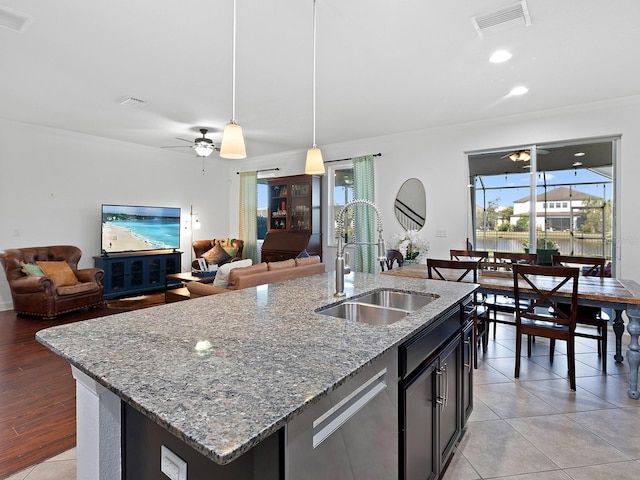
(626, 304, 640, 399)
(613, 308, 625, 363)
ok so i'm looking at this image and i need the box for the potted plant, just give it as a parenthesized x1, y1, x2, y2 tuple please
(522, 237, 560, 265)
(388, 230, 430, 264)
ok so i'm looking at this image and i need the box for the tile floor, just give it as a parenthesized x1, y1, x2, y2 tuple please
(443, 321, 640, 479)
(8, 322, 640, 480)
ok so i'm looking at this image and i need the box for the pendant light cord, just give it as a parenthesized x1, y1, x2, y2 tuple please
(231, 0, 237, 123)
(312, 0, 317, 148)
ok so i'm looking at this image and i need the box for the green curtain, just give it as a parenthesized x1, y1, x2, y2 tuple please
(239, 171, 258, 264)
(353, 155, 376, 273)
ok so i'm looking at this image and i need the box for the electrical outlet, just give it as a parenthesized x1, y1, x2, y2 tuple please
(161, 445, 187, 480)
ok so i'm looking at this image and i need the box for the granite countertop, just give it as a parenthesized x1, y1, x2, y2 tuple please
(36, 272, 476, 465)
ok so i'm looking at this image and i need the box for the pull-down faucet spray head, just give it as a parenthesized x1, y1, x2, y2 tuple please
(334, 199, 385, 296)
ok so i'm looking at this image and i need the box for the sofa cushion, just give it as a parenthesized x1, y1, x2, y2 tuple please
(227, 263, 268, 289)
(36, 261, 79, 287)
(57, 281, 99, 296)
(213, 259, 253, 288)
(295, 255, 321, 267)
(201, 244, 232, 266)
(268, 259, 296, 271)
(186, 282, 230, 297)
(21, 262, 45, 276)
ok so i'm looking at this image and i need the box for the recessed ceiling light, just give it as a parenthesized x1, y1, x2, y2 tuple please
(509, 86, 528, 96)
(490, 50, 513, 63)
(572, 161, 583, 167)
(574, 152, 586, 157)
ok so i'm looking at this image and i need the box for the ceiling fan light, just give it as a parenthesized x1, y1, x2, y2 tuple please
(220, 122, 246, 159)
(194, 143, 214, 157)
(305, 146, 325, 175)
(509, 152, 519, 161)
(520, 151, 531, 161)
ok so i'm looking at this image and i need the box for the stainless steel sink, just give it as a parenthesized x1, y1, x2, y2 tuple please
(316, 302, 410, 326)
(315, 289, 438, 326)
(353, 289, 437, 311)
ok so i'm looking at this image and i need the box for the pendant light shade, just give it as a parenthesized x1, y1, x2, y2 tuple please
(220, 0, 247, 159)
(305, 146, 324, 174)
(220, 121, 246, 159)
(305, 0, 325, 175)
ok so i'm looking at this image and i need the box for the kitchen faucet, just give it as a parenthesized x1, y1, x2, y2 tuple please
(334, 199, 386, 296)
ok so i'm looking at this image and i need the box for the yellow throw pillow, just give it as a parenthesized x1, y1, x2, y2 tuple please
(36, 261, 80, 287)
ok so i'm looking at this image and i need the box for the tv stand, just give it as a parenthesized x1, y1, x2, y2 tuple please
(94, 251, 182, 299)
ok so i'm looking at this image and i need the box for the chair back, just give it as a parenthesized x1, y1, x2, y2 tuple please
(552, 254, 605, 278)
(380, 249, 404, 271)
(512, 264, 579, 329)
(493, 252, 538, 271)
(427, 258, 478, 283)
(450, 249, 490, 270)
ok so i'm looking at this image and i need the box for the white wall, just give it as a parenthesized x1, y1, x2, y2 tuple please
(229, 95, 640, 282)
(0, 119, 232, 311)
(4, 95, 640, 311)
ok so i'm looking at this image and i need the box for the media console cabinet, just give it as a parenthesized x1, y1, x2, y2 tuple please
(94, 250, 182, 299)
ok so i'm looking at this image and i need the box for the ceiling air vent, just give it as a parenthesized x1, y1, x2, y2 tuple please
(0, 6, 34, 33)
(471, 0, 531, 39)
(119, 97, 148, 106)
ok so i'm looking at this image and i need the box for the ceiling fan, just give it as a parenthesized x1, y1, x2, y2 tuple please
(501, 148, 549, 162)
(162, 129, 219, 157)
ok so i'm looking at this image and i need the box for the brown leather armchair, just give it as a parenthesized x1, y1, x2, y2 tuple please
(0, 245, 104, 319)
(192, 238, 244, 269)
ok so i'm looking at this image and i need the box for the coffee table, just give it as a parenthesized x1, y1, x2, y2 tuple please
(165, 271, 216, 302)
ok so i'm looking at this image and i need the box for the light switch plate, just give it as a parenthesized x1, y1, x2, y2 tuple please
(435, 229, 448, 238)
(161, 445, 187, 480)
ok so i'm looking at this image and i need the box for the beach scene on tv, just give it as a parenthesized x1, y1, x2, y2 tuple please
(101, 205, 181, 253)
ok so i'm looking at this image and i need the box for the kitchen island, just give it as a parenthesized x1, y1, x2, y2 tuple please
(37, 272, 477, 479)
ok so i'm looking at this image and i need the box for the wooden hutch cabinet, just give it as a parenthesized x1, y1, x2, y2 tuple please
(261, 175, 322, 262)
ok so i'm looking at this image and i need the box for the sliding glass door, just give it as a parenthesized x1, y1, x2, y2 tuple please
(469, 138, 615, 265)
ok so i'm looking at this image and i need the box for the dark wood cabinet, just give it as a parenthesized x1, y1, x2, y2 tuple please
(262, 175, 322, 262)
(399, 301, 471, 480)
(94, 250, 181, 299)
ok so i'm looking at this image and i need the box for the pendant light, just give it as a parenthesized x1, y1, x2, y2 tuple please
(305, 0, 325, 175)
(220, 0, 247, 159)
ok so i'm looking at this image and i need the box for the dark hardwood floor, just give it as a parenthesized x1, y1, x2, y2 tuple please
(0, 304, 117, 479)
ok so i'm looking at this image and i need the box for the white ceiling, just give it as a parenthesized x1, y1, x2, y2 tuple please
(2, 0, 640, 159)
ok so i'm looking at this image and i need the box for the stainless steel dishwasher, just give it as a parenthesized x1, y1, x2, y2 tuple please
(286, 350, 399, 479)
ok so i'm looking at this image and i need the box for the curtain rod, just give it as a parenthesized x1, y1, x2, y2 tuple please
(324, 152, 382, 164)
(236, 167, 280, 175)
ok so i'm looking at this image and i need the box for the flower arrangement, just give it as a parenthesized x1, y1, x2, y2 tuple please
(388, 230, 430, 261)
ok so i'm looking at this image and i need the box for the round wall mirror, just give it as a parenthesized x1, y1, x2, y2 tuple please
(394, 178, 426, 230)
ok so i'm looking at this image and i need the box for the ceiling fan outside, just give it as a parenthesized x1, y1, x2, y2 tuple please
(161, 129, 219, 157)
(501, 148, 549, 162)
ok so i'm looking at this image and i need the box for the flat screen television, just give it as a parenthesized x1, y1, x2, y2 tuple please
(101, 204, 181, 254)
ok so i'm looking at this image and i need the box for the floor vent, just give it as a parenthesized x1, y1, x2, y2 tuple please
(0, 6, 33, 33)
(471, 0, 531, 39)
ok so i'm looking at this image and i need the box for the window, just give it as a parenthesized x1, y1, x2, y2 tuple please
(327, 162, 354, 246)
(257, 180, 268, 240)
(469, 139, 615, 262)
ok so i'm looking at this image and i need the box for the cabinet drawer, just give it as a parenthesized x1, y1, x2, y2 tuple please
(399, 304, 461, 379)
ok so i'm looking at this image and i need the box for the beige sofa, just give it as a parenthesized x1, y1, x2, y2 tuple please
(186, 256, 325, 298)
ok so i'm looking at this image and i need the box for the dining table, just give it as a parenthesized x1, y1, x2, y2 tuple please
(381, 263, 640, 399)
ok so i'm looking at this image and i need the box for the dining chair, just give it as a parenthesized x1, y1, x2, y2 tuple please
(380, 249, 404, 272)
(513, 264, 580, 391)
(427, 258, 488, 368)
(484, 252, 538, 338)
(449, 249, 490, 269)
(552, 254, 609, 372)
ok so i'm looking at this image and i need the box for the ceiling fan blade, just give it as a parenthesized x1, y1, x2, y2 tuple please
(175, 137, 194, 143)
(161, 145, 191, 149)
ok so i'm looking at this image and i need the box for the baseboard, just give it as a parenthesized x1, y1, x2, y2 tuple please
(0, 300, 13, 312)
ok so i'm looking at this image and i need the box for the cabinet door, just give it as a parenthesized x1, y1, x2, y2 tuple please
(269, 183, 288, 230)
(401, 359, 437, 480)
(130, 259, 145, 289)
(165, 255, 179, 275)
(461, 322, 474, 427)
(438, 336, 461, 470)
(148, 257, 161, 286)
(108, 259, 127, 293)
(290, 180, 311, 231)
